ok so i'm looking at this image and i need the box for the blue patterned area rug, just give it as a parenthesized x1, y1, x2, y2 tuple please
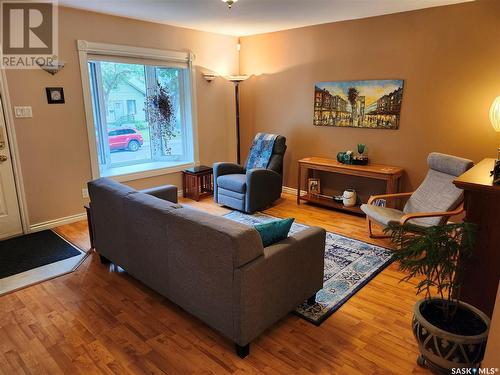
(224, 211, 393, 326)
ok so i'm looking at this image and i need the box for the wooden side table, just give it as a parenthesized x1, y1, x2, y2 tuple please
(297, 157, 404, 214)
(182, 165, 214, 201)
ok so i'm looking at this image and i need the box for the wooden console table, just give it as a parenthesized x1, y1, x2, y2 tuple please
(297, 157, 404, 214)
(453, 158, 500, 317)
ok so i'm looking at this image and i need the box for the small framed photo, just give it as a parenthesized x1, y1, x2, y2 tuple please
(307, 178, 321, 196)
(373, 198, 387, 207)
(46, 87, 65, 104)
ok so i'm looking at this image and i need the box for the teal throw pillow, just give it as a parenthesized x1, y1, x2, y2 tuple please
(254, 218, 295, 247)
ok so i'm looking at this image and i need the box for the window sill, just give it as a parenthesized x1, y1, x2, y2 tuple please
(101, 161, 195, 182)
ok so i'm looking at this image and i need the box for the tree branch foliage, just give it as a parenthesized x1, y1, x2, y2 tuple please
(145, 83, 175, 156)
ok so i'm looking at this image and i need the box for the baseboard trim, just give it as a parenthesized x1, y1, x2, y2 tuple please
(282, 186, 307, 196)
(29, 212, 87, 233)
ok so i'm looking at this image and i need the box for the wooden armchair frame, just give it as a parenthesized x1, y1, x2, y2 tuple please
(366, 192, 464, 238)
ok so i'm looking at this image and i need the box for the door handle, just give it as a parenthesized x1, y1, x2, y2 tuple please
(0, 155, 8, 162)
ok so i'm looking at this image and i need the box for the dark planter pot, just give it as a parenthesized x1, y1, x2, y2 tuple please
(412, 298, 490, 374)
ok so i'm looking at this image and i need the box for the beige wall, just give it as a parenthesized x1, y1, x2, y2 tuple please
(5, 6, 239, 225)
(6, 2, 500, 225)
(239, 0, 500, 193)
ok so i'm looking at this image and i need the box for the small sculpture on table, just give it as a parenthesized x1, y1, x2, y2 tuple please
(337, 144, 369, 165)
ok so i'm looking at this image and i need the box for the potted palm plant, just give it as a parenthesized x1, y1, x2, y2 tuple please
(386, 222, 490, 373)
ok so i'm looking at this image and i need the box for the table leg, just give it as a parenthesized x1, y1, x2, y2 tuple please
(386, 176, 395, 194)
(182, 173, 187, 198)
(386, 176, 396, 208)
(194, 176, 200, 201)
(297, 164, 301, 204)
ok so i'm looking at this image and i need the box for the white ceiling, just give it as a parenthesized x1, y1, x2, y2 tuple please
(59, 0, 473, 37)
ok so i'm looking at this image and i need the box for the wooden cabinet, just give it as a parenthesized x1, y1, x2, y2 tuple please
(454, 158, 500, 318)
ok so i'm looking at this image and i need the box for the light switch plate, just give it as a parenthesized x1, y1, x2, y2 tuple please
(82, 188, 89, 199)
(14, 106, 33, 118)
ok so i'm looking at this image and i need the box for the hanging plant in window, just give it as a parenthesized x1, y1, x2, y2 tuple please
(144, 83, 175, 156)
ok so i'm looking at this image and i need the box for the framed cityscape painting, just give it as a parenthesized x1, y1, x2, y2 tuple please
(313, 79, 404, 129)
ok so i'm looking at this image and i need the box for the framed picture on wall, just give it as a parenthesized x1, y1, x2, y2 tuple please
(46, 87, 65, 104)
(307, 178, 321, 196)
(313, 79, 404, 129)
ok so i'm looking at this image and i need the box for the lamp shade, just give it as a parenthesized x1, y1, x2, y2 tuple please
(490, 96, 500, 132)
(226, 75, 249, 83)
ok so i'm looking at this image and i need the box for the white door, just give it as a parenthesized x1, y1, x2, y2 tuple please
(0, 95, 22, 239)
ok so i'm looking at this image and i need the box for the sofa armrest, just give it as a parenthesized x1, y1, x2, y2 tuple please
(140, 185, 178, 204)
(245, 169, 283, 212)
(213, 162, 245, 178)
(246, 168, 281, 185)
(234, 226, 326, 345)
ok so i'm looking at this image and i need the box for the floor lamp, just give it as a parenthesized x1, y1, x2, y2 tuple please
(227, 75, 249, 164)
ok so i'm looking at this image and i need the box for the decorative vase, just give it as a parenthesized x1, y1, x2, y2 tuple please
(357, 144, 366, 155)
(342, 189, 357, 207)
(337, 151, 353, 164)
(337, 152, 345, 163)
(412, 298, 490, 373)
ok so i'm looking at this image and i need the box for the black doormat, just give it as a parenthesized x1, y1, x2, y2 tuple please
(0, 230, 82, 279)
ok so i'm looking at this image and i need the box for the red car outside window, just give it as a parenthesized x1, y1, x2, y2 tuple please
(108, 128, 143, 151)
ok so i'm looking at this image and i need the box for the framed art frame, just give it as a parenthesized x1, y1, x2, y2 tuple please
(307, 178, 321, 196)
(313, 79, 404, 129)
(45, 87, 65, 104)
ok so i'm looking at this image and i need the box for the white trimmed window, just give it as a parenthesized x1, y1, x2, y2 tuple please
(78, 41, 198, 181)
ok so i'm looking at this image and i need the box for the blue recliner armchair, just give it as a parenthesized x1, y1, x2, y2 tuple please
(214, 135, 287, 213)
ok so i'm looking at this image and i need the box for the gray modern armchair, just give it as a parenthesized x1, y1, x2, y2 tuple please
(361, 152, 473, 238)
(214, 135, 287, 213)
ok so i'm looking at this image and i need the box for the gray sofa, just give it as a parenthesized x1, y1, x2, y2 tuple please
(88, 177, 326, 358)
(214, 135, 287, 213)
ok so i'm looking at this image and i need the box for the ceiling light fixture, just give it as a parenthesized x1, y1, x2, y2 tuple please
(222, 0, 238, 9)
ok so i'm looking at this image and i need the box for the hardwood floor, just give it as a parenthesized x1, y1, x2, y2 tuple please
(0, 194, 430, 374)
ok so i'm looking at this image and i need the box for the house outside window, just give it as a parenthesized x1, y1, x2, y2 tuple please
(127, 100, 136, 115)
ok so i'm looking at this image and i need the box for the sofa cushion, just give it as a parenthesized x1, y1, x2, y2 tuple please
(87, 177, 138, 269)
(121, 191, 182, 297)
(403, 169, 464, 226)
(360, 203, 435, 228)
(217, 174, 247, 193)
(427, 152, 473, 177)
(267, 136, 287, 174)
(254, 218, 294, 247)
